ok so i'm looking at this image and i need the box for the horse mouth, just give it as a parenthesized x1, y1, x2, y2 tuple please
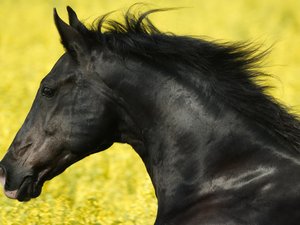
(4, 176, 43, 202)
(1, 167, 52, 202)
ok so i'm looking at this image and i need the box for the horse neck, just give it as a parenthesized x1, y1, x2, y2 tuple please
(94, 56, 288, 220)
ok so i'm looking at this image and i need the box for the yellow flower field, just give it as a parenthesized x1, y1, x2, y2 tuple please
(0, 0, 299, 224)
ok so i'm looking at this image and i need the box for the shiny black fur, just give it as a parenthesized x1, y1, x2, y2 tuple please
(1, 6, 300, 225)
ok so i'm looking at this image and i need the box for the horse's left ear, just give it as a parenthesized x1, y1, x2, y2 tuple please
(54, 8, 88, 63)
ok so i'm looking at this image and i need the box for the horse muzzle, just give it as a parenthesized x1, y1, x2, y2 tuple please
(0, 162, 42, 202)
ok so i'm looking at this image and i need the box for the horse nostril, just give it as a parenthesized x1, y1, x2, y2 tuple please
(20, 143, 33, 150)
(14, 142, 33, 157)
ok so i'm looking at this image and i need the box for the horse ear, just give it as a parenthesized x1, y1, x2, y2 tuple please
(53, 8, 88, 63)
(66, 6, 89, 33)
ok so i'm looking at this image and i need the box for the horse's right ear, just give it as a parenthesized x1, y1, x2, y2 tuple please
(67, 6, 89, 33)
(53, 8, 88, 63)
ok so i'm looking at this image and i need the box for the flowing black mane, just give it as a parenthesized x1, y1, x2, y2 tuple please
(2, 6, 300, 224)
(70, 7, 300, 151)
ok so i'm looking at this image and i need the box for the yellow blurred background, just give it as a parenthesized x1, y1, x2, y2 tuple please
(0, 0, 299, 224)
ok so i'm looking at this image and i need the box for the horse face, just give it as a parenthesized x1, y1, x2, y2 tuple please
(0, 8, 117, 201)
(0, 52, 117, 201)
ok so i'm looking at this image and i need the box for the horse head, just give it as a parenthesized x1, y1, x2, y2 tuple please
(0, 7, 119, 201)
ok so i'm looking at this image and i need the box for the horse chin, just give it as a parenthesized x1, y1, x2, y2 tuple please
(4, 176, 43, 202)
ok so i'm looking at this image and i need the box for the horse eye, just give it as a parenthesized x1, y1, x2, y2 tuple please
(41, 87, 55, 98)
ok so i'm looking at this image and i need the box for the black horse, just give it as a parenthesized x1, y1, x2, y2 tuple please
(1, 6, 300, 225)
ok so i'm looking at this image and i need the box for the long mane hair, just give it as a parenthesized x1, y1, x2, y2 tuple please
(70, 6, 300, 151)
